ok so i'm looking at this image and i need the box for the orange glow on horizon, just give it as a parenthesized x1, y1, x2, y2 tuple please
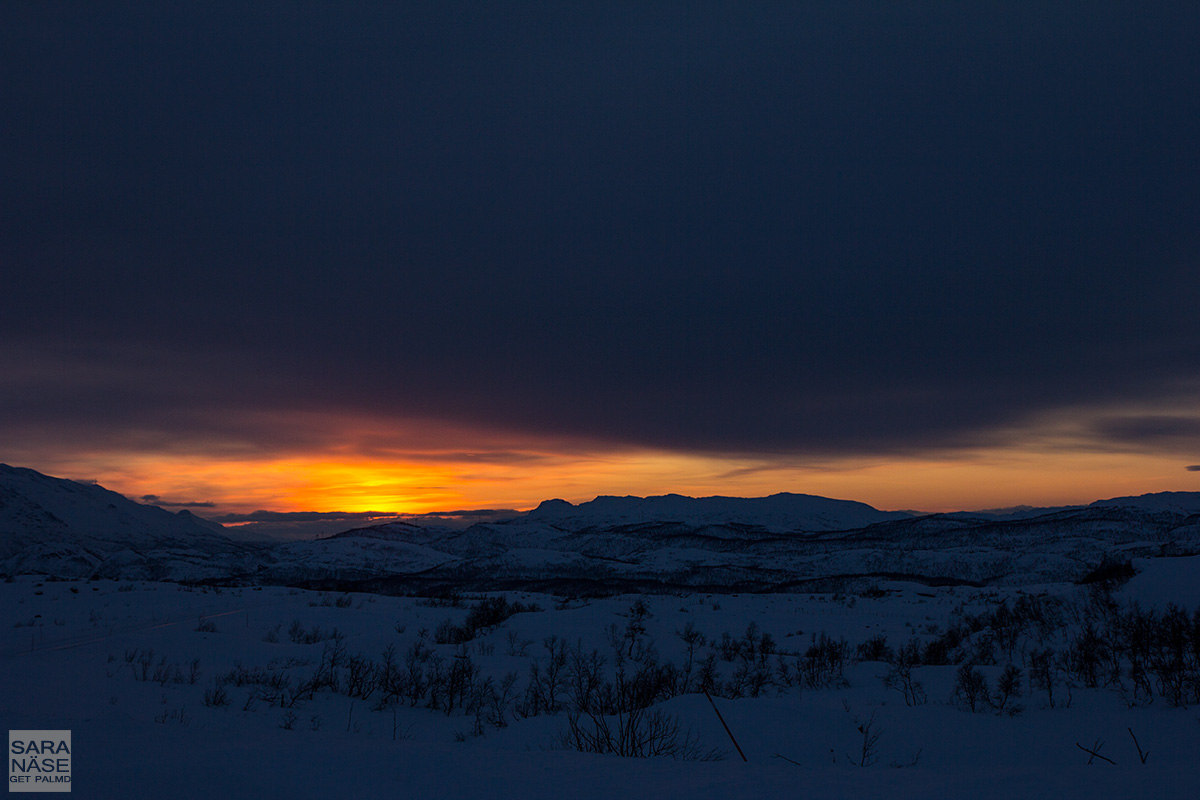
(11, 400, 1197, 516)
(23, 443, 1199, 519)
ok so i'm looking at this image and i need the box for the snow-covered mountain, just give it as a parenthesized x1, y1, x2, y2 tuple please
(527, 492, 910, 532)
(4, 464, 1200, 592)
(1090, 490, 1200, 515)
(0, 464, 255, 577)
(4, 472, 1199, 800)
(256, 490, 1199, 593)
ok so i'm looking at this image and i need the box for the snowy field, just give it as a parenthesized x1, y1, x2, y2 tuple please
(3, 559, 1199, 798)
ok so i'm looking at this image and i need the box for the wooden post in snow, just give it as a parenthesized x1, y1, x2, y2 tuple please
(703, 688, 747, 762)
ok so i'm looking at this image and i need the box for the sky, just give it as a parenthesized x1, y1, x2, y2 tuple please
(2, 2, 1199, 519)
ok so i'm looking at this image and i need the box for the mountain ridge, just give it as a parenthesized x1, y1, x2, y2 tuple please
(0, 463, 254, 577)
(526, 491, 911, 532)
(4, 464, 1200, 589)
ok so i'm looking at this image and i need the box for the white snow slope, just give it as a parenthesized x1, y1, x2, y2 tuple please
(2, 570, 1198, 799)
(0, 464, 255, 578)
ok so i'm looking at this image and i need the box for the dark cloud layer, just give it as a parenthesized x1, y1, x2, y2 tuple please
(141, 495, 216, 509)
(1092, 416, 1200, 447)
(2, 3, 1198, 458)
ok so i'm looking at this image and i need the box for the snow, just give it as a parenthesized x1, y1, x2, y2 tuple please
(0, 464, 233, 547)
(1118, 554, 1200, 610)
(528, 492, 911, 532)
(1090, 491, 1200, 515)
(4, 468, 1200, 797)
(0, 464, 250, 578)
(3, 575, 1199, 798)
(8, 465, 1200, 593)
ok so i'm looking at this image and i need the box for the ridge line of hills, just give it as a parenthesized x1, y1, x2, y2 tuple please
(3, 463, 1199, 590)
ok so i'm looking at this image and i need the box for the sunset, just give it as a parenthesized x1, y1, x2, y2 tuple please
(2, 4, 1198, 523)
(10, 431, 1200, 520)
(2, 3, 1199, 797)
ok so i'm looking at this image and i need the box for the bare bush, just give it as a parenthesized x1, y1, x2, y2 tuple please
(856, 634, 893, 663)
(799, 631, 849, 689)
(436, 596, 543, 645)
(288, 618, 342, 645)
(994, 664, 1023, 714)
(882, 640, 927, 706)
(1029, 648, 1061, 709)
(520, 635, 570, 716)
(202, 681, 230, 708)
(846, 710, 882, 767)
(561, 705, 723, 761)
(952, 664, 991, 712)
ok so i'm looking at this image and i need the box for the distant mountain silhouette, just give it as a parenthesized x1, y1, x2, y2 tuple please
(527, 492, 910, 532)
(3, 464, 1199, 588)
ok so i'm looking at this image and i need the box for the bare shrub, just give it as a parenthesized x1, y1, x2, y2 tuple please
(952, 664, 992, 712)
(344, 652, 379, 700)
(1063, 624, 1107, 688)
(799, 631, 849, 689)
(882, 640, 927, 706)
(994, 664, 1024, 714)
(202, 681, 231, 708)
(561, 705, 723, 760)
(436, 596, 544, 645)
(1029, 648, 1060, 709)
(520, 635, 570, 716)
(857, 634, 893, 663)
(288, 618, 342, 645)
(846, 710, 882, 767)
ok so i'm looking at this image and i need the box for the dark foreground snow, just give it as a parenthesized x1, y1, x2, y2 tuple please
(3, 559, 1199, 798)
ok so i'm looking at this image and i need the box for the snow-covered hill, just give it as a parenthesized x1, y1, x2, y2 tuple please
(4, 465, 1200, 593)
(1090, 490, 1200, 515)
(4, 468, 1200, 798)
(0, 464, 256, 578)
(527, 492, 911, 532)
(289, 492, 1200, 594)
(4, 569, 1200, 799)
